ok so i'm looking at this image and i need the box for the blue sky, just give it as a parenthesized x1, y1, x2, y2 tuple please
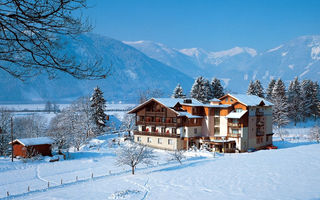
(84, 0, 320, 51)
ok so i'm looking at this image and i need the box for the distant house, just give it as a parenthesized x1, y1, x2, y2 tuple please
(10, 137, 54, 158)
(128, 94, 274, 152)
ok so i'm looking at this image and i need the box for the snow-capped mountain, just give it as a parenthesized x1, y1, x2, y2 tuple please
(0, 34, 193, 103)
(125, 36, 320, 93)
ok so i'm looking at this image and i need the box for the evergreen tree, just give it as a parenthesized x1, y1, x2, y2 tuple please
(266, 79, 276, 101)
(271, 78, 289, 140)
(287, 77, 303, 125)
(301, 80, 313, 121)
(247, 81, 255, 95)
(253, 80, 264, 98)
(310, 81, 320, 120)
(190, 76, 212, 103)
(211, 78, 225, 99)
(172, 83, 186, 98)
(90, 86, 107, 134)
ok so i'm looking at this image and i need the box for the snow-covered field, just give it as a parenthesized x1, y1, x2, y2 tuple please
(0, 134, 319, 200)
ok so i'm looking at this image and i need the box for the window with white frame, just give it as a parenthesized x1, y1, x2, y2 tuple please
(168, 139, 173, 145)
(194, 128, 197, 134)
(147, 137, 152, 143)
(137, 136, 141, 142)
(158, 138, 163, 144)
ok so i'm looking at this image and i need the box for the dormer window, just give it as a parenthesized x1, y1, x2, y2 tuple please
(236, 108, 243, 113)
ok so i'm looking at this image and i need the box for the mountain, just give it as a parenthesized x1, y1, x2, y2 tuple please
(0, 34, 194, 103)
(125, 36, 320, 93)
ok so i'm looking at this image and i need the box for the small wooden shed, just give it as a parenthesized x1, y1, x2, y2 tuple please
(10, 137, 54, 158)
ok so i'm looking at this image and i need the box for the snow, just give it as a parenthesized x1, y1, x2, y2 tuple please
(311, 46, 320, 60)
(209, 47, 257, 58)
(281, 51, 288, 56)
(229, 94, 273, 106)
(267, 44, 283, 52)
(177, 112, 202, 119)
(1, 135, 320, 200)
(288, 64, 294, 70)
(226, 110, 247, 119)
(11, 137, 54, 146)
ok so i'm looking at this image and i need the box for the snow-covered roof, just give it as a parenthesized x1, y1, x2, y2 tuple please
(228, 94, 273, 106)
(226, 110, 248, 119)
(209, 98, 221, 102)
(177, 111, 203, 118)
(204, 104, 231, 108)
(10, 137, 54, 146)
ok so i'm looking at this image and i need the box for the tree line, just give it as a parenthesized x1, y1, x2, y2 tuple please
(0, 87, 108, 156)
(172, 77, 225, 103)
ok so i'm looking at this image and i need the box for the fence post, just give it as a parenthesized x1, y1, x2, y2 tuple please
(48, 182, 50, 188)
(109, 170, 111, 175)
(28, 186, 30, 192)
(91, 173, 93, 179)
(61, 179, 63, 185)
(76, 176, 78, 181)
(7, 191, 9, 197)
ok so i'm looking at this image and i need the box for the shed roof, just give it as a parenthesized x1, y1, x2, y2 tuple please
(10, 137, 54, 146)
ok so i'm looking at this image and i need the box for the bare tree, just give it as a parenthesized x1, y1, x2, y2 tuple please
(310, 125, 320, 143)
(139, 88, 164, 104)
(14, 114, 47, 138)
(168, 149, 185, 165)
(0, 0, 109, 80)
(116, 142, 155, 175)
(121, 114, 136, 137)
(0, 108, 12, 156)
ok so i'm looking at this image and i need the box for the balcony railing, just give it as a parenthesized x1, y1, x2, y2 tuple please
(136, 121, 181, 127)
(145, 111, 166, 117)
(228, 133, 241, 138)
(228, 123, 242, 128)
(134, 131, 180, 138)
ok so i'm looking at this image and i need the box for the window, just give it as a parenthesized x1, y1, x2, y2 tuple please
(162, 117, 165, 123)
(236, 108, 243, 113)
(214, 108, 220, 116)
(184, 128, 186, 133)
(137, 136, 141, 142)
(168, 139, 173, 145)
(230, 98, 233, 102)
(147, 137, 152, 143)
(142, 126, 146, 131)
(226, 97, 229, 102)
(158, 138, 163, 144)
(214, 117, 220, 125)
(151, 127, 156, 132)
(232, 119, 239, 124)
(172, 128, 176, 134)
(194, 128, 197, 134)
(214, 127, 220, 135)
(172, 118, 177, 123)
(232, 129, 239, 134)
(266, 136, 269, 142)
(161, 127, 165, 133)
(256, 137, 263, 144)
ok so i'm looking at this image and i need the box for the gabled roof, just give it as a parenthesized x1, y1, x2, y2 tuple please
(225, 94, 273, 106)
(10, 137, 54, 146)
(128, 98, 206, 114)
(226, 110, 248, 119)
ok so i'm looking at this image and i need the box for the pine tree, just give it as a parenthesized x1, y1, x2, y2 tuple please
(247, 81, 255, 95)
(190, 76, 211, 103)
(271, 78, 289, 140)
(287, 77, 303, 125)
(266, 79, 276, 101)
(310, 81, 320, 120)
(172, 83, 186, 98)
(211, 78, 225, 99)
(253, 80, 264, 98)
(301, 80, 313, 121)
(90, 86, 107, 134)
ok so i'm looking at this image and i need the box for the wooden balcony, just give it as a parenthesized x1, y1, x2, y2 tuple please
(228, 133, 241, 138)
(133, 131, 180, 138)
(136, 121, 181, 127)
(145, 111, 166, 117)
(228, 123, 242, 128)
(256, 121, 264, 126)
